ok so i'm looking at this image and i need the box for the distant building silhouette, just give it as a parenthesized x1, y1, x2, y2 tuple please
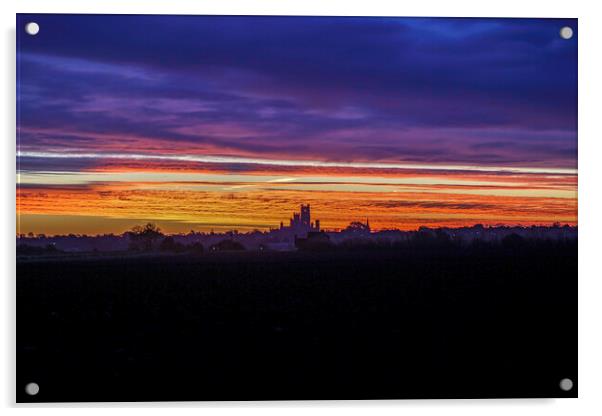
(279, 204, 320, 236)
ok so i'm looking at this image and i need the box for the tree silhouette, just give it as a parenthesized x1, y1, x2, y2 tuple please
(344, 221, 370, 235)
(128, 223, 163, 251)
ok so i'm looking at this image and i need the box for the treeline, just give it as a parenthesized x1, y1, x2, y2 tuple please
(125, 223, 244, 253)
(321, 231, 577, 253)
(17, 222, 577, 256)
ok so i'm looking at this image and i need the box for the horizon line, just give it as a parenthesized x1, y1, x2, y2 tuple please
(17, 222, 578, 238)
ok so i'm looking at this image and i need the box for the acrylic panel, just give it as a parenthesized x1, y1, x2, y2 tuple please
(16, 14, 578, 402)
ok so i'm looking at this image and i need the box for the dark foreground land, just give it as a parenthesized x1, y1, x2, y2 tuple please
(17, 242, 577, 401)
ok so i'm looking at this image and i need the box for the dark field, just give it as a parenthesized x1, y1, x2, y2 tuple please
(17, 243, 577, 401)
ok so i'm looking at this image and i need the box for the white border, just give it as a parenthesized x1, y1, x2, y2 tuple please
(3, 1, 601, 414)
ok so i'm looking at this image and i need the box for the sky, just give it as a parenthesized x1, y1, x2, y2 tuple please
(16, 14, 578, 235)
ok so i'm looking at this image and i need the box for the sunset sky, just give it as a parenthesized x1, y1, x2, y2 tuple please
(17, 15, 577, 235)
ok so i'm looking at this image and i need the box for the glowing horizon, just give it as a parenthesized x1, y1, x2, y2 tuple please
(16, 15, 577, 236)
(17, 155, 577, 236)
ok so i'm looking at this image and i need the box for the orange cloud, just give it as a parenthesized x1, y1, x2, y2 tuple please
(17, 164, 577, 235)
